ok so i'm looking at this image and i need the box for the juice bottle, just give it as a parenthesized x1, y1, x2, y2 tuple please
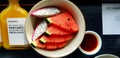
(0, 0, 29, 50)
(0, 13, 2, 47)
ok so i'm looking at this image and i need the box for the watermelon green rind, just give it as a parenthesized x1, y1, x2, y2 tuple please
(44, 31, 51, 36)
(45, 18, 51, 24)
(39, 35, 54, 43)
(31, 39, 46, 49)
(31, 41, 37, 48)
(39, 37, 46, 44)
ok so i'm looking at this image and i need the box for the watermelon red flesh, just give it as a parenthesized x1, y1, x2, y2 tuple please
(39, 34, 73, 43)
(45, 43, 57, 50)
(57, 42, 67, 48)
(46, 12, 79, 32)
(54, 35, 73, 43)
(45, 42, 67, 50)
(45, 24, 71, 36)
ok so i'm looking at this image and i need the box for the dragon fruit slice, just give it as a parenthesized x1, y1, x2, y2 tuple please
(31, 7, 60, 17)
(32, 20, 47, 41)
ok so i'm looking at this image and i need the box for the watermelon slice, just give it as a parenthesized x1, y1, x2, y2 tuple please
(44, 24, 71, 36)
(46, 12, 79, 32)
(31, 38, 68, 50)
(39, 34, 73, 43)
(53, 35, 73, 43)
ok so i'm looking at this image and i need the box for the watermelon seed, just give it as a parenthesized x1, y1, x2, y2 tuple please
(67, 18, 70, 21)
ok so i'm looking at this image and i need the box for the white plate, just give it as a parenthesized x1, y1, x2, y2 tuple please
(95, 54, 119, 58)
(25, 0, 85, 57)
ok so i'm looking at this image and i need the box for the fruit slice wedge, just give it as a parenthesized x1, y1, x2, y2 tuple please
(31, 7, 60, 17)
(31, 38, 68, 50)
(39, 34, 73, 44)
(44, 24, 71, 36)
(32, 20, 47, 41)
(46, 12, 79, 32)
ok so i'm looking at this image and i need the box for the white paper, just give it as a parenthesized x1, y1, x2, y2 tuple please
(7, 18, 28, 45)
(102, 4, 120, 35)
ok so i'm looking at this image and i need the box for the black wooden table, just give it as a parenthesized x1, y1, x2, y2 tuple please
(0, 0, 120, 58)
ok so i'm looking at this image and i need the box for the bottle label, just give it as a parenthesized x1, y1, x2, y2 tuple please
(7, 18, 28, 45)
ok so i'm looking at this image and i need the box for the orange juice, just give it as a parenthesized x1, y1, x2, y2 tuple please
(0, 13, 2, 47)
(0, 0, 29, 50)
